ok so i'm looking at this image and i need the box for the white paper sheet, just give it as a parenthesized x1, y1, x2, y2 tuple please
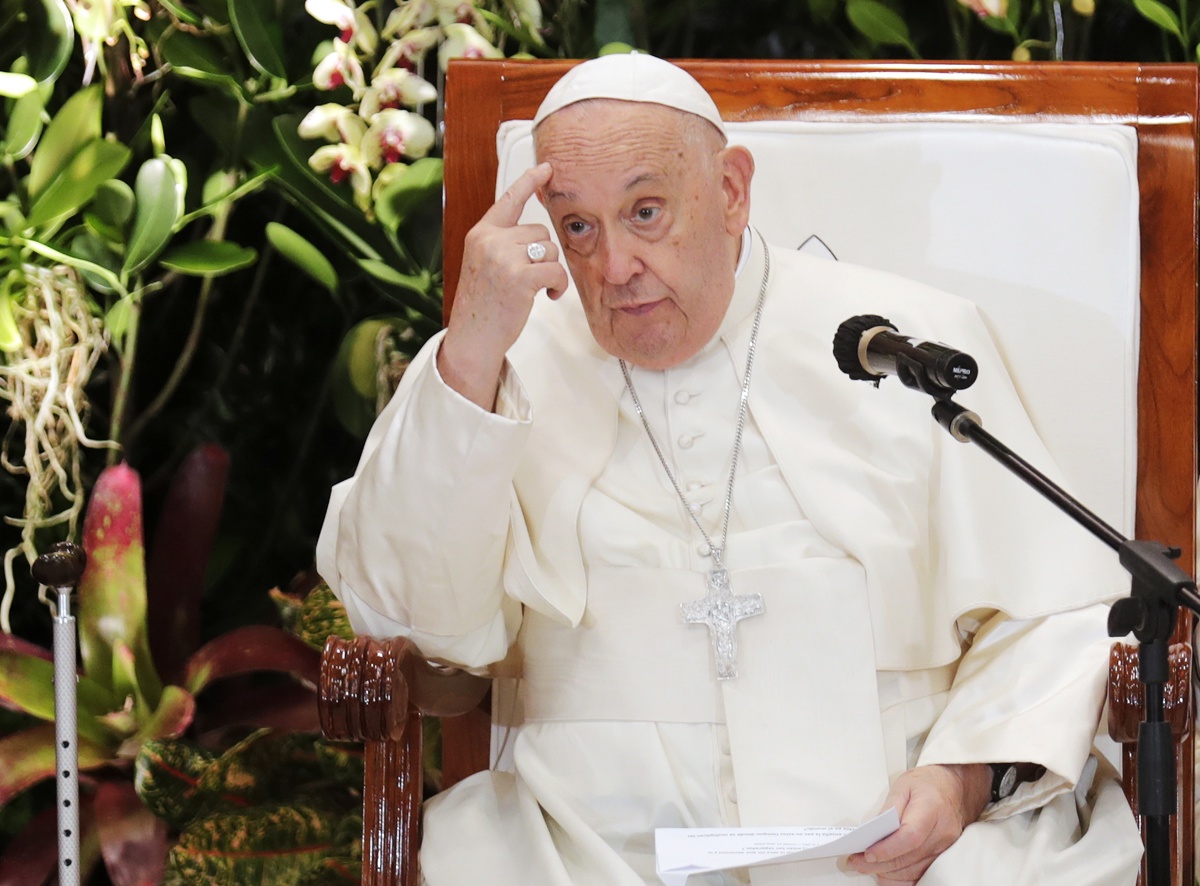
(655, 808, 900, 886)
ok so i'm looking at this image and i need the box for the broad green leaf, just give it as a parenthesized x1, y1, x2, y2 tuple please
(182, 625, 320, 695)
(229, 0, 287, 78)
(357, 258, 429, 295)
(129, 684, 195, 747)
(26, 84, 103, 200)
(194, 731, 327, 806)
(374, 157, 443, 233)
(1133, 0, 1186, 42)
(70, 231, 122, 294)
(167, 804, 346, 883)
(265, 222, 337, 292)
(2, 88, 45, 161)
(0, 636, 119, 737)
(846, 0, 919, 55)
(0, 71, 35, 97)
(25, 0, 73, 84)
(83, 212, 124, 245)
(91, 178, 135, 229)
(158, 29, 241, 89)
(136, 738, 217, 828)
(105, 297, 133, 344)
(123, 158, 182, 275)
(294, 584, 354, 651)
(78, 463, 163, 708)
(24, 139, 132, 229)
(0, 723, 109, 808)
(158, 240, 257, 276)
(0, 290, 20, 351)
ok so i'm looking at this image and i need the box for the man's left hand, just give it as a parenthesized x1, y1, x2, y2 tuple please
(846, 763, 991, 885)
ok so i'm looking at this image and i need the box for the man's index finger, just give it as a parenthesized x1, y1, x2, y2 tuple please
(485, 162, 553, 227)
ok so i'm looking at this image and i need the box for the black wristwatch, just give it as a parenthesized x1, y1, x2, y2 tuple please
(989, 762, 1046, 802)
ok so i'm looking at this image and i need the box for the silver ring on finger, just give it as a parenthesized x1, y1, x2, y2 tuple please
(526, 241, 548, 262)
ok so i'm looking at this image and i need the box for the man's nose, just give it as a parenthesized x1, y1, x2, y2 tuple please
(598, 228, 643, 285)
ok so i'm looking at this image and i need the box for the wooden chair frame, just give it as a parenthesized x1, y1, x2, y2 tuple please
(320, 60, 1198, 886)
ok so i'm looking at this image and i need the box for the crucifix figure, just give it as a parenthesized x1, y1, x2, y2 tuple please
(680, 557, 765, 680)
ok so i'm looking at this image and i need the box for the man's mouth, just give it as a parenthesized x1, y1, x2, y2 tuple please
(616, 299, 664, 316)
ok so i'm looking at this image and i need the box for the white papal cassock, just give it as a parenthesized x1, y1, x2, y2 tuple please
(317, 231, 1143, 885)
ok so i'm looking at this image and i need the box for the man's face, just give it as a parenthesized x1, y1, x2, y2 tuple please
(535, 101, 752, 370)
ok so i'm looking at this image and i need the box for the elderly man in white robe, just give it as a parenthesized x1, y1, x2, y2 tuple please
(318, 54, 1144, 885)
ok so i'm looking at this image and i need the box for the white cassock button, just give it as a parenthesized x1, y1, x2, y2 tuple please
(698, 542, 712, 556)
(726, 785, 737, 805)
(686, 481, 704, 492)
(674, 390, 693, 404)
(688, 501, 703, 514)
(678, 434, 696, 449)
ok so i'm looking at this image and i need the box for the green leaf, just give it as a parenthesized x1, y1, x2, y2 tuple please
(123, 158, 183, 275)
(846, 0, 919, 56)
(0, 71, 35, 97)
(357, 258, 429, 295)
(159, 240, 257, 276)
(24, 139, 132, 230)
(136, 738, 217, 828)
(79, 464, 162, 707)
(2, 88, 45, 161)
(374, 157, 443, 233)
(155, 0, 202, 26)
(228, 0, 287, 78)
(26, 84, 103, 200)
(0, 723, 110, 808)
(70, 231, 122, 293)
(105, 297, 133, 344)
(25, 0, 73, 84)
(265, 222, 337, 292)
(0, 636, 118, 735)
(129, 684, 195, 746)
(158, 28, 242, 90)
(1132, 0, 1186, 42)
(0, 290, 21, 351)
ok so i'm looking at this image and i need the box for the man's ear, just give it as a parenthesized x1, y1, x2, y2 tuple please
(719, 145, 755, 235)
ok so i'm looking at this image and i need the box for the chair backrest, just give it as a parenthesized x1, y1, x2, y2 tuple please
(441, 59, 1198, 882)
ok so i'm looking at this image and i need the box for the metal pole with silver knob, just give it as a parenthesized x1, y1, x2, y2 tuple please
(32, 542, 87, 886)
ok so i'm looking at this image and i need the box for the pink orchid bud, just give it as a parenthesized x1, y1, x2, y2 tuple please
(361, 109, 436, 168)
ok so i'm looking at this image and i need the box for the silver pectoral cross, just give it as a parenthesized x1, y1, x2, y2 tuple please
(681, 564, 764, 681)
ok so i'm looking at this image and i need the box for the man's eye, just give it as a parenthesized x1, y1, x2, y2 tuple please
(565, 220, 590, 236)
(635, 206, 659, 221)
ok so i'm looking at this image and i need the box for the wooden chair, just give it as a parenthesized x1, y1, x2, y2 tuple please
(318, 60, 1198, 886)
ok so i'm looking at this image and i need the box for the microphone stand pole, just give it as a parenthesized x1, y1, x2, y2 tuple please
(32, 542, 88, 886)
(929, 398, 1199, 886)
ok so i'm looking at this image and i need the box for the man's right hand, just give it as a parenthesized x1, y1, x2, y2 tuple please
(438, 162, 568, 410)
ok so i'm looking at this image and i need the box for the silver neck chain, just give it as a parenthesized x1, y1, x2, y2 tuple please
(619, 233, 771, 569)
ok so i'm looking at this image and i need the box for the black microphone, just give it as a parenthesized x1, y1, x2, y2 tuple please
(832, 314, 978, 396)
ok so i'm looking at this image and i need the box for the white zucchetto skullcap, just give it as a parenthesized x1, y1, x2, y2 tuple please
(532, 53, 726, 137)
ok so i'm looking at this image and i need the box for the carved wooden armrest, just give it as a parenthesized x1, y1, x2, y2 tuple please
(1107, 641, 1193, 743)
(318, 635, 490, 886)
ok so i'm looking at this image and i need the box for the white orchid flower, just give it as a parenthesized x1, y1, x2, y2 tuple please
(306, 0, 378, 54)
(383, 0, 436, 38)
(310, 143, 374, 211)
(361, 109, 436, 168)
(438, 22, 502, 71)
(299, 103, 369, 144)
(378, 27, 440, 71)
(956, 0, 1006, 15)
(361, 69, 438, 117)
(313, 40, 367, 96)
